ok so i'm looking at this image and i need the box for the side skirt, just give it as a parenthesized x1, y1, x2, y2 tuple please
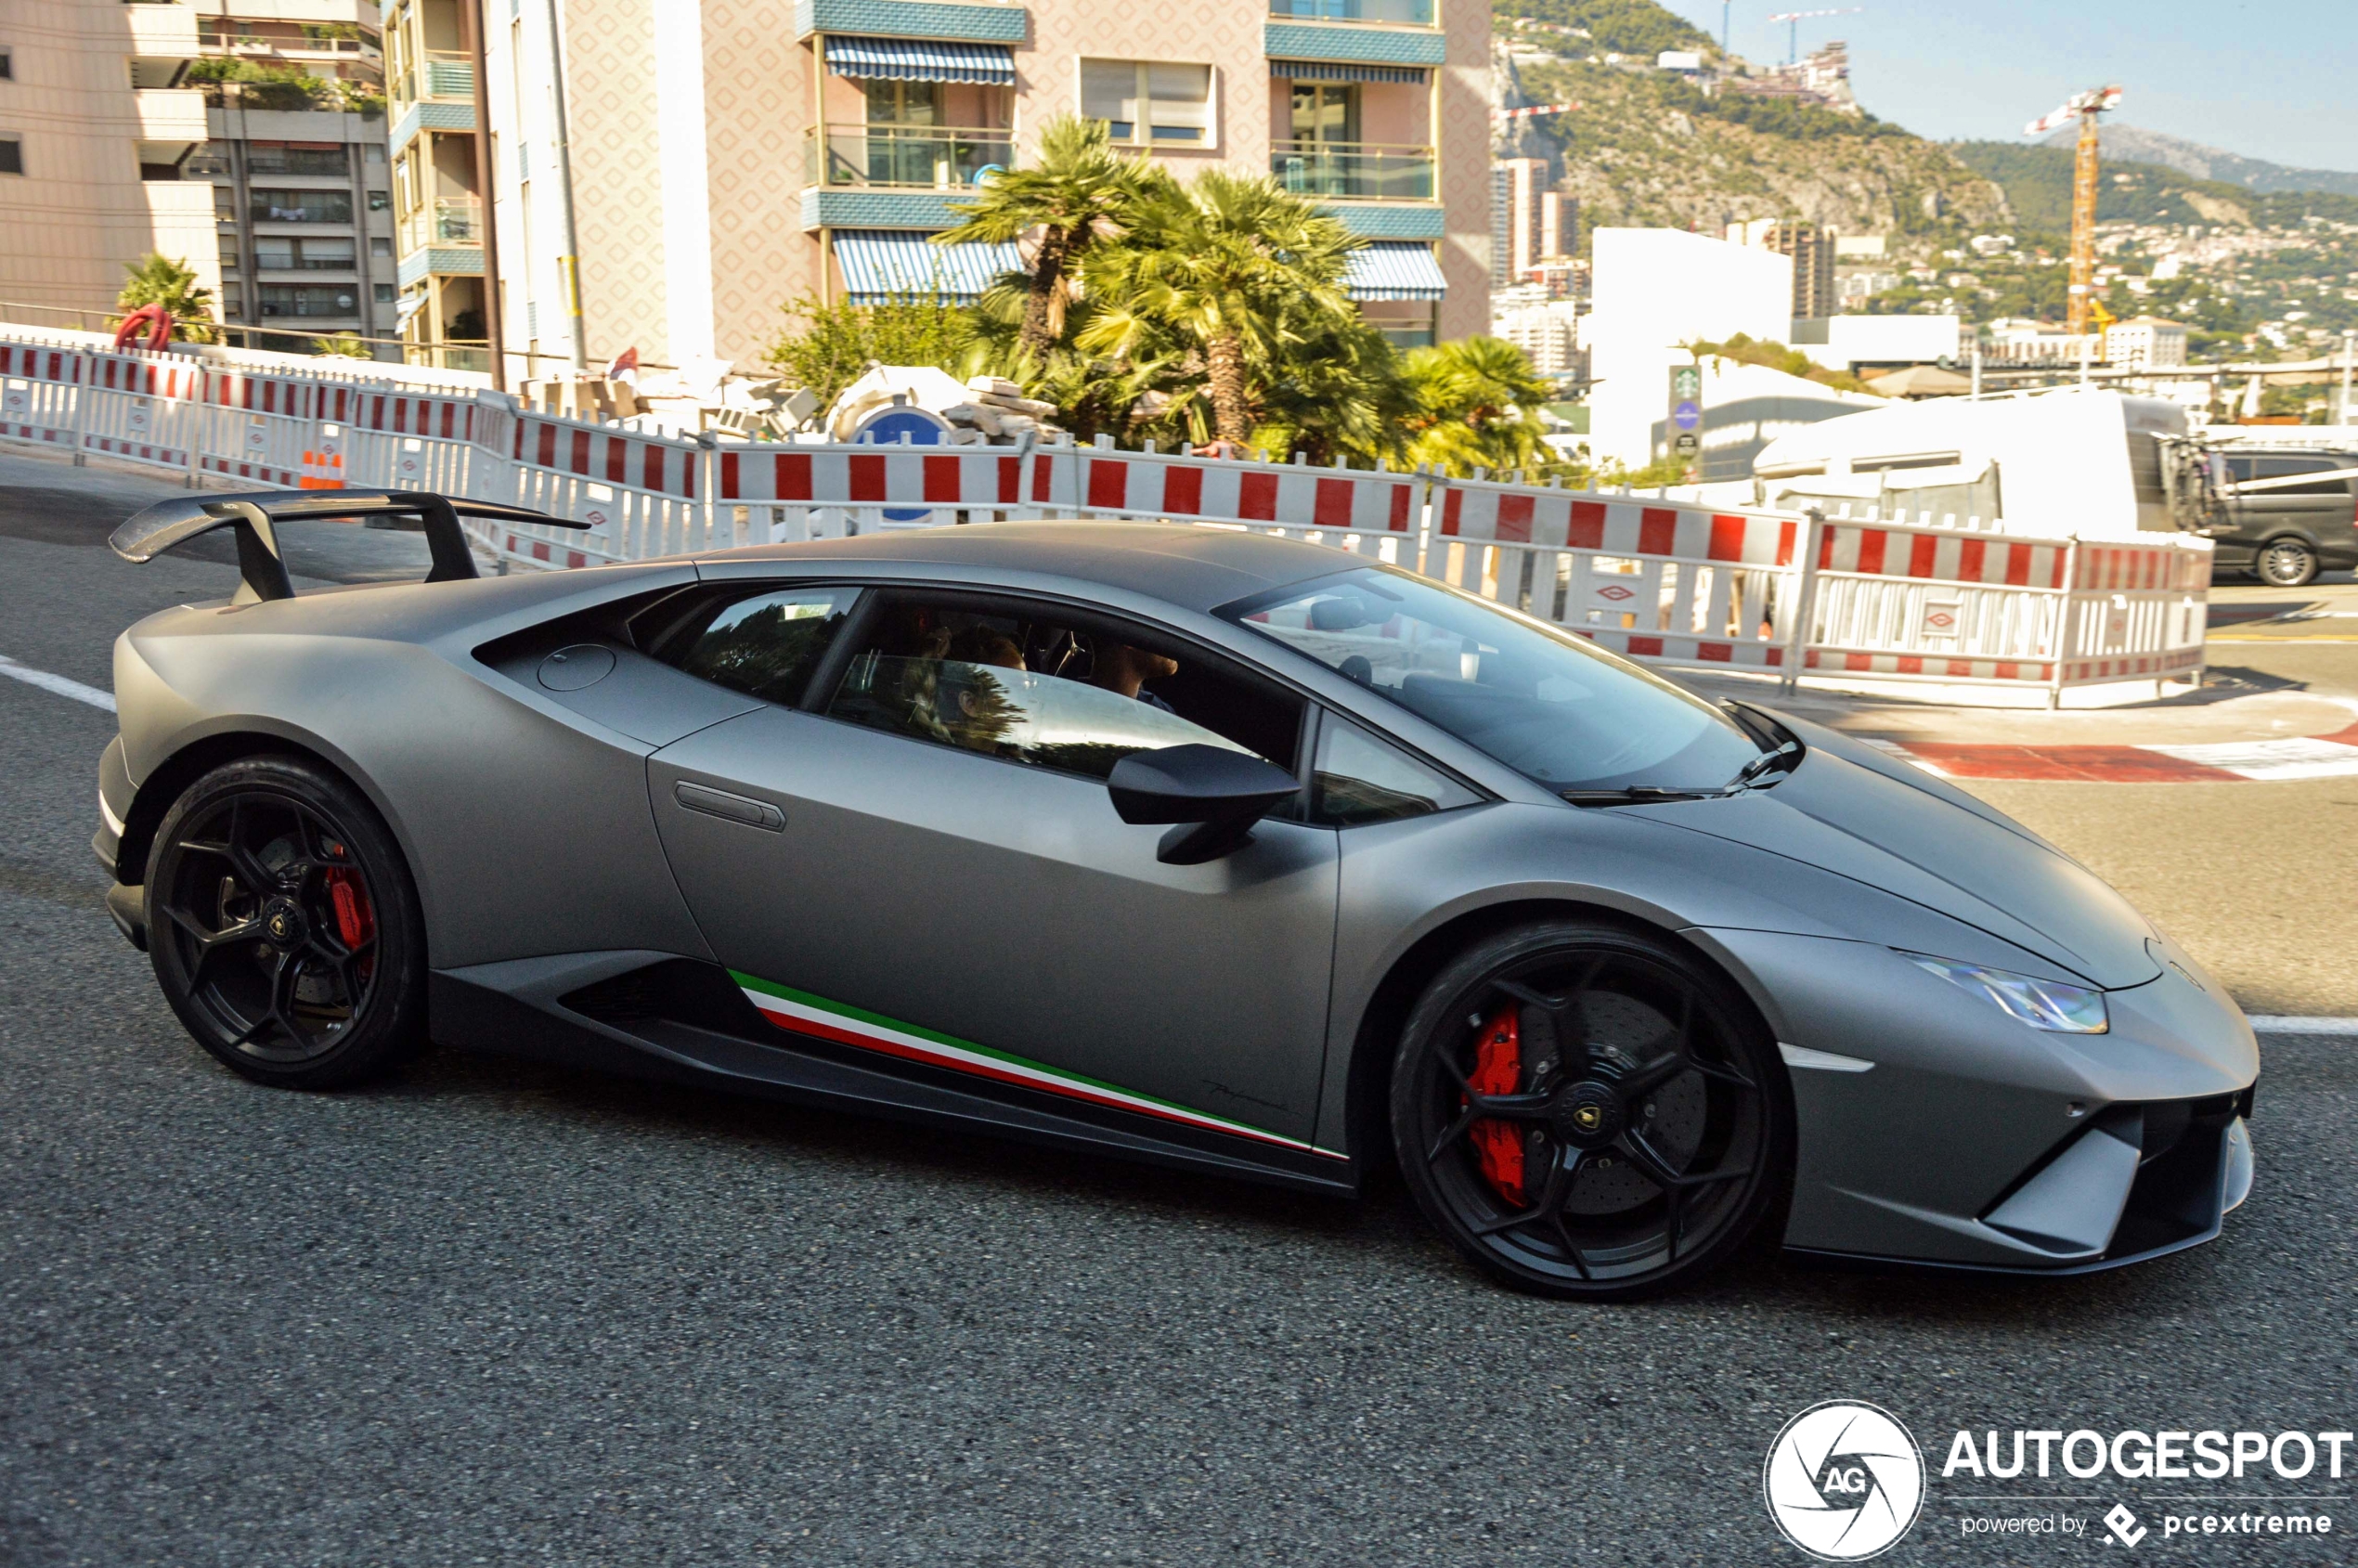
(428, 952, 1360, 1199)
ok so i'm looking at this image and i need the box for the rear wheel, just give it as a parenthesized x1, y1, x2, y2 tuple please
(1391, 921, 1791, 1300)
(145, 757, 427, 1088)
(2256, 538, 2319, 588)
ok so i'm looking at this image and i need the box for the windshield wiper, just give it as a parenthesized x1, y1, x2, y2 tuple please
(1728, 739, 1802, 793)
(1561, 786, 1720, 808)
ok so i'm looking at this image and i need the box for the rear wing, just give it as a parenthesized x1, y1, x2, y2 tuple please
(109, 489, 582, 603)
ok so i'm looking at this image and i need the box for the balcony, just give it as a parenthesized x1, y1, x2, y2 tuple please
(804, 123, 1013, 191)
(794, 0, 1027, 44)
(395, 50, 474, 107)
(1269, 0, 1433, 24)
(1273, 142, 1432, 202)
(398, 196, 483, 253)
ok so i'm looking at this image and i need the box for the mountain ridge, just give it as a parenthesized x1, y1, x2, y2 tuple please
(2037, 123, 2358, 200)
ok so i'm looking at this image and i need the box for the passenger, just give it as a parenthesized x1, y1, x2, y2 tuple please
(1091, 641, 1179, 713)
(934, 626, 1028, 754)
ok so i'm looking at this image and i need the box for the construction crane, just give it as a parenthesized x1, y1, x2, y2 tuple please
(1767, 7, 1861, 65)
(2024, 86, 2124, 335)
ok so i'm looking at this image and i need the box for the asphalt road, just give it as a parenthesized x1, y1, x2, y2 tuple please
(2, 455, 2352, 1566)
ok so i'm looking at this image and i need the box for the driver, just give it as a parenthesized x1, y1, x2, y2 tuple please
(1090, 641, 1179, 713)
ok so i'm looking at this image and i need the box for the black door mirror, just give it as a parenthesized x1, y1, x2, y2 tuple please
(1107, 744, 1301, 865)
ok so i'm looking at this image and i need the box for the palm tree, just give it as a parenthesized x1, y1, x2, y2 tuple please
(1400, 335, 1558, 477)
(935, 116, 1162, 357)
(115, 253, 220, 343)
(1075, 172, 1359, 447)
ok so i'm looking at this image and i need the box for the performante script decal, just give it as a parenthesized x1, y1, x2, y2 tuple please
(731, 971, 1347, 1160)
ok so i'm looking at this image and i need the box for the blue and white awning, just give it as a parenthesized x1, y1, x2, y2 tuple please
(1268, 59, 1428, 84)
(835, 229, 1023, 304)
(1344, 241, 1447, 302)
(825, 36, 1017, 85)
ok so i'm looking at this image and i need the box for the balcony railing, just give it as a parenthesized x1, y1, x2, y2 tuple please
(398, 196, 483, 253)
(803, 123, 1014, 191)
(1272, 142, 1434, 202)
(394, 50, 473, 107)
(1268, 0, 1435, 25)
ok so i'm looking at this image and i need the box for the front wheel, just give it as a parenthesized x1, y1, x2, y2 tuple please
(2256, 538, 2319, 588)
(145, 756, 428, 1089)
(1391, 921, 1792, 1300)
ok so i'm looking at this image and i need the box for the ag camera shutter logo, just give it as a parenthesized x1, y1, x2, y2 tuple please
(1764, 1401, 1926, 1561)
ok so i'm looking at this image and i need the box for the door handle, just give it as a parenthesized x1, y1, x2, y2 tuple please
(674, 780, 786, 831)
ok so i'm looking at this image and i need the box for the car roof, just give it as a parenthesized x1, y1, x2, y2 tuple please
(702, 521, 1366, 615)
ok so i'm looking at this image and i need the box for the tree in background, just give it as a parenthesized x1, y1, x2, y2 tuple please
(1075, 172, 1359, 447)
(114, 254, 219, 343)
(1399, 335, 1560, 477)
(936, 117, 1163, 358)
(763, 293, 978, 408)
(310, 331, 371, 358)
(1686, 333, 1876, 395)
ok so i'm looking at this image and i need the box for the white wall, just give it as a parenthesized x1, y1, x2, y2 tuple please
(1587, 228, 1792, 469)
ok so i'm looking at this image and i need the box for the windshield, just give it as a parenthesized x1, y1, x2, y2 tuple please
(1222, 567, 1766, 793)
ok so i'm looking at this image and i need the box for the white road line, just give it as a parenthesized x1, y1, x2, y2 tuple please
(2139, 736, 2358, 781)
(0, 654, 115, 713)
(2248, 1016, 2358, 1035)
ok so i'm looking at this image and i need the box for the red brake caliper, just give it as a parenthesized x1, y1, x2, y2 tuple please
(1465, 1004, 1526, 1207)
(322, 862, 375, 981)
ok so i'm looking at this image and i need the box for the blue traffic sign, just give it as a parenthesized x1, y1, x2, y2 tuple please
(1671, 399, 1703, 433)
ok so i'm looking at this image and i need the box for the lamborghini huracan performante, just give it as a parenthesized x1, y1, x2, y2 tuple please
(95, 489, 2259, 1299)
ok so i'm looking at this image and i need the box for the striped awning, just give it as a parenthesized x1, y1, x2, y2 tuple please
(825, 36, 1016, 85)
(835, 229, 1023, 304)
(1345, 242, 1446, 302)
(1269, 58, 1428, 84)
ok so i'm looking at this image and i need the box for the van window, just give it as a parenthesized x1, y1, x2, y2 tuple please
(2254, 457, 2355, 498)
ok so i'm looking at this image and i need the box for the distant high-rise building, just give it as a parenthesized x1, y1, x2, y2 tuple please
(1729, 219, 1837, 319)
(1496, 156, 1573, 283)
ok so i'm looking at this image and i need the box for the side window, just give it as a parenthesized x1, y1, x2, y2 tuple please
(1313, 716, 1480, 826)
(823, 598, 1300, 783)
(2256, 457, 2354, 498)
(662, 586, 858, 706)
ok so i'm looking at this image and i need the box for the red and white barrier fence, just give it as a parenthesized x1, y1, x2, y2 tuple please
(1, 326, 2212, 702)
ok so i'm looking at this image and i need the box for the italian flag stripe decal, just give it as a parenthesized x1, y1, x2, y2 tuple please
(730, 971, 1345, 1160)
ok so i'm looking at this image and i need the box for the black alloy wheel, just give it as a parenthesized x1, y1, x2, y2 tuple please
(2256, 538, 2319, 589)
(145, 757, 427, 1088)
(1392, 922, 1792, 1300)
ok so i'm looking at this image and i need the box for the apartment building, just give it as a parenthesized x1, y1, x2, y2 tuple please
(191, 2, 399, 353)
(1494, 155, 1571, 286)
(1728, 218, 1836, 321)
(2104, 316, 2189, 369)
(0, 0, 218, 325)
(451, 0, 1487, 385)
(382, 0, 489, 369)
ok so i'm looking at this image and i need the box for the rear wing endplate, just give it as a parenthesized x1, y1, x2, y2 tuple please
(108, 489, 583, 603)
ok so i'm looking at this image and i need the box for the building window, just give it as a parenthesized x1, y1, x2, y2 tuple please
(257, 283, 360, 318)
(374, 283, 395, 303)
(367, 188, 390, 211)
(253, 188, 355, 223)
(248, 141, 350, 176)
(370, 235, 393, 256)
(0, 47, 13, 82)
(1080, 60, 1212, 147)
(255, 237, 357, 271)
(863, 79, 940, 127)
(0, 136, 21, 177)
(221, 284, 242, 319)
(366, 143, 385, 163)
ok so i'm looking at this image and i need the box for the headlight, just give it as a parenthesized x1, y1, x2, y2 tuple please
(1905, 953, 2109, 1034)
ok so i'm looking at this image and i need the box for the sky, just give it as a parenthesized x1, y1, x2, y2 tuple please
(1655, 1, 2358, 172)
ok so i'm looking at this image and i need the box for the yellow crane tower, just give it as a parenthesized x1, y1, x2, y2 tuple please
(2023, 86, 2124, 335)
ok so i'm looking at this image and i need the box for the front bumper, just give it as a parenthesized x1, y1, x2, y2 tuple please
(1695, 928, 2260, 1275)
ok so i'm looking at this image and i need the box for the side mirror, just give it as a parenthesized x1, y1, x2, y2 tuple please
(1107, 744, 1301, 865)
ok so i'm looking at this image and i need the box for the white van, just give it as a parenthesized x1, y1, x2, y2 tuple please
(1748, 387, 2218, 539)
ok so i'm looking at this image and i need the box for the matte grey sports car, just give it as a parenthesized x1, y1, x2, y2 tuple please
(96, 488, 2259, 1299)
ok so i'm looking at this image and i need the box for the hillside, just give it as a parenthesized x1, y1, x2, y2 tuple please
(1950, 141, 2358, 235)
(2038, 123, 2358, 200)
(1504, 50, 2011, 247)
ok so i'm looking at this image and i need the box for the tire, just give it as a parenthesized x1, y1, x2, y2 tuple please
(144, 756, 428, 1089)
(2256, 538, 2319, 589)
(1390, 920, 1792, 1301)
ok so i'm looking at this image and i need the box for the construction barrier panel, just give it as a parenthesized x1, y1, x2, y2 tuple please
(0, 325, 2212, 701)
